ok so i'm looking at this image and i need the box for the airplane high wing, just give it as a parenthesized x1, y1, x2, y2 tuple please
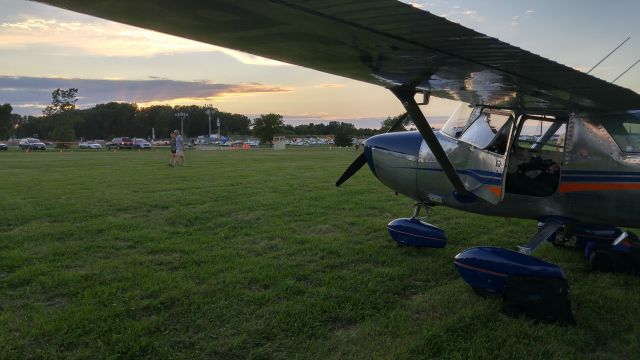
(34, 0, 640, 112)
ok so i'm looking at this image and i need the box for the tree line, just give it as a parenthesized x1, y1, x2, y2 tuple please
(1, 88, 409, 147)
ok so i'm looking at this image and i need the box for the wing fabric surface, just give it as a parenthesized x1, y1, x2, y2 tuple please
(34, 0, 640, 111)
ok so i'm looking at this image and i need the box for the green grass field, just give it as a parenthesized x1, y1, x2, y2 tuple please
(1, 147, 640, 359)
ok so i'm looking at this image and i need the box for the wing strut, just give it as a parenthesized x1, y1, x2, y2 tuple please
(390, 86, 472, 200)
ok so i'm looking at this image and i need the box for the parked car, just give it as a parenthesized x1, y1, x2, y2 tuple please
(19, 138, 46, 150)
(79, 141, 102, 149)
(106, 137, 134, 149)
(0, 143, 7, 151)
(87, 141, 103, 149)
(133, 138, 151, 149)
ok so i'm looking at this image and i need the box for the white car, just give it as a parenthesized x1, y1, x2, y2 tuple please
(133, 138, 151, 149)
(79, 141, 102, 149)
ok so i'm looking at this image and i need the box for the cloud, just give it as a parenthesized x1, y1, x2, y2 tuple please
(0, 75, 291, 114)
(0, 17, 287, 66)
(436, 6, 486, 24)
(313, 84, 345, 89)
(510, 8, 535, 26)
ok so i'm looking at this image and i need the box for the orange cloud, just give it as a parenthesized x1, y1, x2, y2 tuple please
(0, 17, 288, 65)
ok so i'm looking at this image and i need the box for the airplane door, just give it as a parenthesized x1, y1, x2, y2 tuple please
(464, 146, 508, 204)
(456, 110, 514, 204)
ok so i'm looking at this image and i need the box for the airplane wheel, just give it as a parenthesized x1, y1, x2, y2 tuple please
(590, 251, 613, 272)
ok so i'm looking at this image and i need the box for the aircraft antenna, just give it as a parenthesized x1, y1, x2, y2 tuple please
(612, 58, 640, 83)
(587, 37, 630, 74)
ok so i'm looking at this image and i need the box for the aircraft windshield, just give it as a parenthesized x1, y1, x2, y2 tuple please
(458, 110, 512, 150)
(441, 103, 476, 138)
(441, 105, 513, 153)
(602, 112, 640, 153)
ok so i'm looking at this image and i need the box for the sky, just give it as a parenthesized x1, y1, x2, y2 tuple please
(1, 0, 640, 128)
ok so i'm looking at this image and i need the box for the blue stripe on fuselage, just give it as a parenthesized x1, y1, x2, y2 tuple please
(561, 170, 640, 183)
(418, 168, 502, 186)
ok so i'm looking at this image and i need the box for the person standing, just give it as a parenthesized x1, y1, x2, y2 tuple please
(169, 131, 177, 167)
(175, 129, 185, 166)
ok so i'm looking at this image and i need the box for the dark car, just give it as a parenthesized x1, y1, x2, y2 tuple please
(19, 138, 46, 150)
(133, 138, 151, 149)
(0, 143, 7, 151)
(106, 137, 134, 149)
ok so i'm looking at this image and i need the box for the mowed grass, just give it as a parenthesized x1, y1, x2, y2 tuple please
(1, 147, 640, 359)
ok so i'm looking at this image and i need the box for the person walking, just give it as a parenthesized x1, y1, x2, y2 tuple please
(169, 131, 177, 167)
(175, 129, 185, 166)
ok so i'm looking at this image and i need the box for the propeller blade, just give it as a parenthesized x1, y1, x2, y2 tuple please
(335, 153, 367, 187)
(335, 112, 407, 187)
(387, 112, 409, 133)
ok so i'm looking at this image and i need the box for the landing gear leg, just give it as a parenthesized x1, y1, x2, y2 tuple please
(411, 202, 427, 220)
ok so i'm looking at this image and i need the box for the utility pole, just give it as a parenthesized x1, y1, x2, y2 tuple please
(204, 105, 218, 140)
(175, 112, 188, 138)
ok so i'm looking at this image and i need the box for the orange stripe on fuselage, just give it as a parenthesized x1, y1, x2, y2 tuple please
(485, 185, 502, 197)
(559, 182, 640, 193)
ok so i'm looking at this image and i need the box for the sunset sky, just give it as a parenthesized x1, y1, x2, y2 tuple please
(2, 0, 640, 128)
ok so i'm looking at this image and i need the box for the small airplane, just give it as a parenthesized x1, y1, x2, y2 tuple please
(36, 0, 640, 324)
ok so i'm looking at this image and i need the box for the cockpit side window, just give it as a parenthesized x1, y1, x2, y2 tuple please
(601, 112, 640, 153)
(516, 117, 566, 153)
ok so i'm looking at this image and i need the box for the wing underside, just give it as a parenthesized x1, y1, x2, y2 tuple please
(34, 0, 640, 111)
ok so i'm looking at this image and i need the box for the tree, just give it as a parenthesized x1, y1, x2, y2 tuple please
(334, 122, 356, 147)
(252, 113, 284, 146)
(43, 88, 79, 143)
(43, 88, 78, 116)
(77, 102, 137, 139)
(0, 103, 13, 139)
(380, 113, 412, 132)
(14, 115, 43, 139)
(49, 114, 76, 143)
